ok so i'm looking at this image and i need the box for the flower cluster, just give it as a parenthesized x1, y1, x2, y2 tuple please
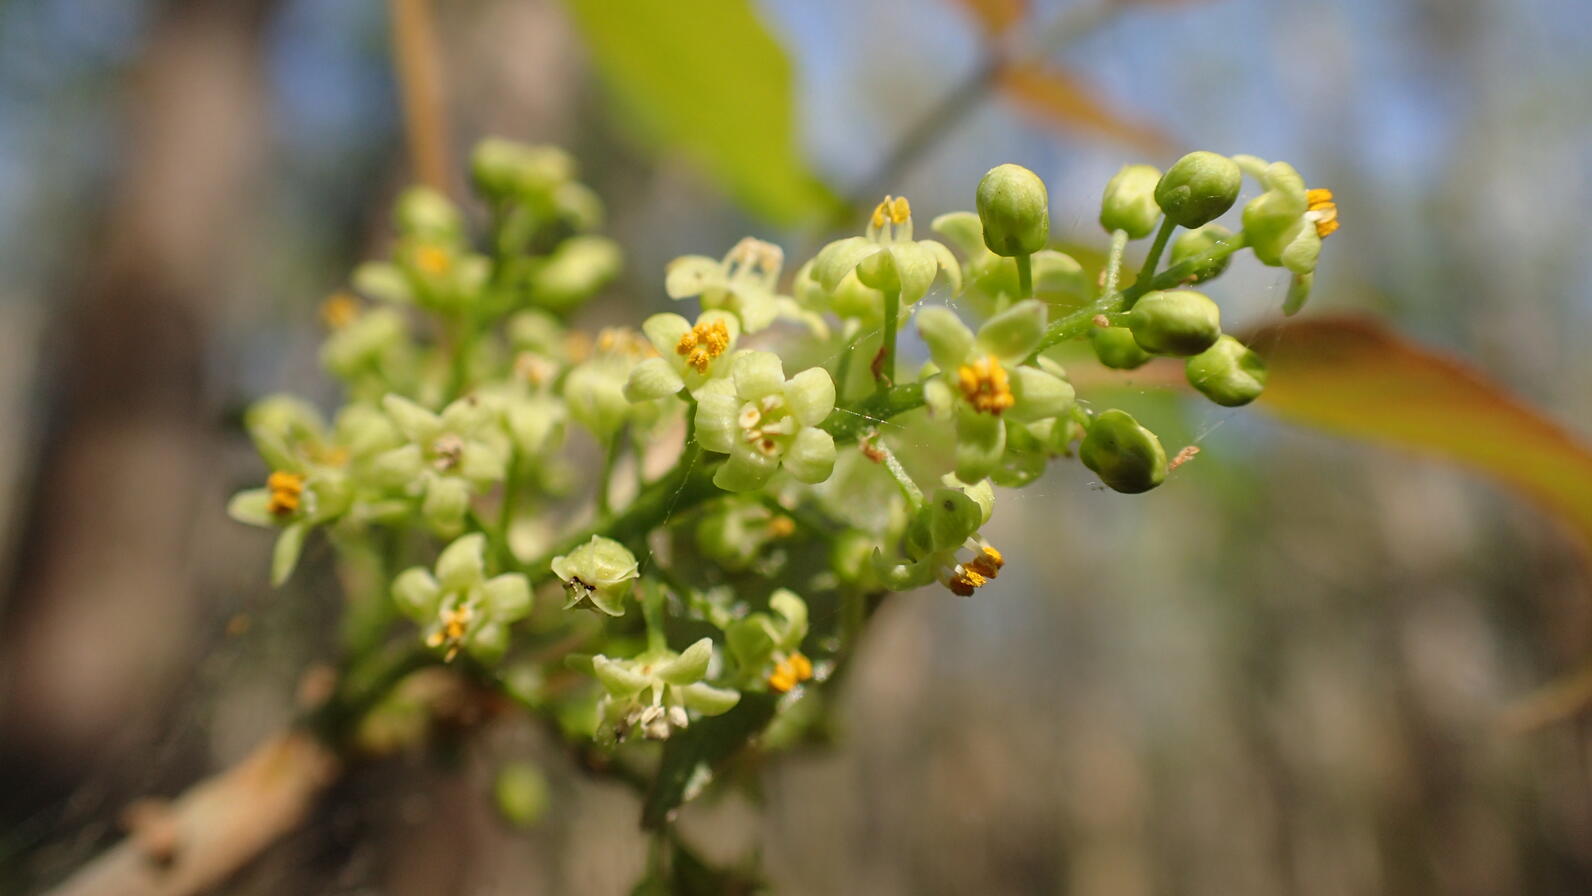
(228, 140, 1331, 762)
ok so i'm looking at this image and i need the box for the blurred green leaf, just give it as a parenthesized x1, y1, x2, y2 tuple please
(1250, 316, 1592, 549)
(562, 0, 840, 224)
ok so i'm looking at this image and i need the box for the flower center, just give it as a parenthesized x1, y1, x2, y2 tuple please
(1305, 188, 1338, 238)
(956, 356, 1015, 415)
(675, 319, 731, 373)
(431, 434, 465, 471)
(266, 471, 305, 517)
(415, 244, 452, 276)
(768, 651, 814, 693)
(738, 395, 794, 457)
(319, 292, 360, 329)
(425, 603, 474, 661)
(870, 195, 911, 229)
(724, 237, 783, 287)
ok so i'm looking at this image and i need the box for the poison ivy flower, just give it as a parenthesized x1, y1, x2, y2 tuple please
(695, 499, 795, 572)
(726, 590, 813, 693)
(812, 195, 961, 306)
(623, 310, 740, 401)
(917, 300, 1075, 482)
(932, 211, 1089, 314)
(391, 533, 532, 663)
(694, 351, 837, 492)
(872, 477, 1005, 597)
(551, 535, 639, 616)
(563, 327, 663, 439)
(1232, 155, 1339, 314)
(586, 638, 741, 743)
(665, 237, 790, 333)
(370, 394, 509, 536)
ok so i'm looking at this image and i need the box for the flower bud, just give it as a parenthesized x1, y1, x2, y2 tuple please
(1185, 335, 1267, 406)
(471, 138, 574, 197)
(1168, 224, 1234, 284)
(1154, 151, 1241, 228)
(551, 535, 639, 616)
(976, 164, 1050, 257)
(1099, 164, 1162, 238)
(1089, 325, 1153, 370)
(395, 186, 462, 239)
(1126, 290, 1222, 356)
(531, 236, 621, 311)
(1079, 409, 1167, 494)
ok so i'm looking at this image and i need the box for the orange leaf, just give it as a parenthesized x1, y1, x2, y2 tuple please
(1248, 316, 1592, 552)
(948, 0, 1028, 37)
(997, 62, 1172, 155)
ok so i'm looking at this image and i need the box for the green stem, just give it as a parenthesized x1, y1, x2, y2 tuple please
(833, 320, 860, 400)
(1015, 252, 1033, 299)
(495, 454, 521, 569)
(877, 285, 901, 389)
(641, 581, 667, 653)
(597, 428, 624, 519)
(870, 437, 924, 509)
(1102, 229, 1128, 300)
(1127, 218, 1177, 310)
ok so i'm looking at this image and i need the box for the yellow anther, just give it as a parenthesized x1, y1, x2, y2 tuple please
(674, 319, 731, 373)
(319, 292, 360, 329)
(946, 566, 989, 597)
(431, 434, 465, 471)
(514, 352, 555, 387)
(767, 515, 796, 538)
(1306, 188, 1339, 238)
(425, 604, 474, 662)
(266, 471, 304, 517)
(871, 197, 891, 230)
(870, 194, 913, 229)
(956, 356, 1015, 415)
(767, 651, 814, 693)
(968, 545, 1004, 580)
(889, 196, 911, 224)
(415, 244, 452, 276)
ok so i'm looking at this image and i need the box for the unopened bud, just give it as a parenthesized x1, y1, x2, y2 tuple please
(1168, 224, 1234, 284)
(1099, 164, 1162, 239)
(1080, 409, 1167, 494)
(1154, 151, 1241, 228)
(977, 164, 1050, 257)
(1185, 335, 1267, 406)
(1090, 325, 1153, 370)
(1127, 289, 1222, 356)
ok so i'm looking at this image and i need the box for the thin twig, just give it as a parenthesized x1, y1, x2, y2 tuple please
(389, 0, 451, 193)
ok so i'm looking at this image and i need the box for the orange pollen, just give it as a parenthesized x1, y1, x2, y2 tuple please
(967, 545, 1004, 580)
(956, 356, 1015, 415)
(266, 471, 304, 516)
(946, 566, 989, 597)
(675, 320, 731, 373)
(425, 604, 473, 662)
(319, 292, 360, 329)
(767, 515, 796, 538)
(767, 651, 814, 693)
(415, 244, 452, 276)
(1306, 188, 1339, 238)
(870, 194, 912, 229)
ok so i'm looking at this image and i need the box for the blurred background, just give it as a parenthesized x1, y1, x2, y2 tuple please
(4, 0, 1592, 893)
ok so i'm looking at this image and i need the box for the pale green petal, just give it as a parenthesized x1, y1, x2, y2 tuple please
(422, 477, 471, 536)
(916, 307, 976, 373)
(731, 351, 785, 401)
(977, 299, 1047, 363)
(1006, 366, 1075, 423)
(727, 617, 776, 672)
(371, 443, 424, 489)
(679, 683, 740, 716)
(392, 567, 442, 620)
(784, 367, 836, 427)
(782, 428, 836, 484)
(769, 589, 809, 646)
(693, 385, 739, 454)
(813, 237, 877, 291)
(732, 287, 782, 333)
(922, 240, 963, 297)
(440, 396, 493, 435)
(641, 312, 692, 356)
(657, 638, 713, 685)
(466, 622, 509, 665)
(227, 489, 276, 528)
(625, 356, 685, 402)
(382, 394, 442, 443)
(889, 243, 938, 304)
(271, 522, 309, 587)
(665, 255, 723, 299)
(954, 411, 1006, 483)
(437, 532, 487, 590)
(930, 210, 986, 259)
(483, 573, 533, 621)
(460, 441, 506, 485)
(593, 655, 651, 698)
(713, 447, 777, 492)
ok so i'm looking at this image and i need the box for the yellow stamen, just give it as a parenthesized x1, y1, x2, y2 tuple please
(425, 604, 473, 662)
(415, 244, 452, 276)
(767, 651, 814, 693)
(946, 566, 989, 597)
(674, 319, 732, 373)
(767, 515, 796, 538)
(870, 195, 914, 229)
(266, 471, 304, 517)
(967, 545, 1004, 580)
(1306, 188, 1339, 238)
(889, 196, 911, 224)
(956, 356, 1015, 415)
(319, 292, 360, 329)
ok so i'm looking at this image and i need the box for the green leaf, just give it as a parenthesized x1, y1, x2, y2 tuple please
(561, 0, 839, 224)
(1249, 316, 1592, 549)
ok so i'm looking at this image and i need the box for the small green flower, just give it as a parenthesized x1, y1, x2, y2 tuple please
(665, 237, 792, 333)
(726, 590, 813, 693)
(587, 637, 740, 742)
(811, 196, 961, 306)
(872, 478, 1004, 596)
(392, 533, 532, 663)
(530, 235, 622, 312)
(551, 535, 639, 616)
(918, 301, 1075, 482)
(1233, 155, 1338, 314)
(932, 211, 1089, 314)
(370, 394, 509, 536)
(624, 310, 740, 401)
(694, 351, 837, 492)
(562, 329, 656, 439)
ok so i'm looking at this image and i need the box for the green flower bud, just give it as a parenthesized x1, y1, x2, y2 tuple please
(1185, 335, 1267, 406)
(1168, 224, 1235, 284)
(551, 535, 639, 616)
(531, 236, 621, 311)
(395, 186, 462, 239)
(352, 261, 413, 304)
(1099, 164, 1162, 238)
(1126, 290, 1222, 356)
(976, 164, 1050, 257)
(1089, 325, 1153, 370)
(471, 138, 574, 197)
(1079, 409, 1167, 494)
(905, 488, 983, 558)
(1154, 151, 1241, 228)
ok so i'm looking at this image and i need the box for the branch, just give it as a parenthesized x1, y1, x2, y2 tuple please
(389, 0, 451, 194)
(42, 732, 339, 896)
